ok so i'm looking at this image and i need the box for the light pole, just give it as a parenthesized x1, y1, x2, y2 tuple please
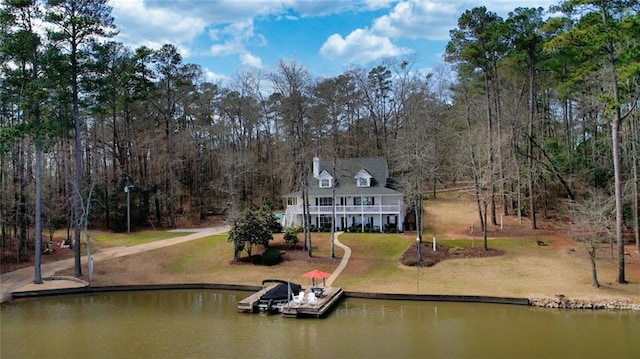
(416, 236, 421, 293)
(125, 185, 134, 234)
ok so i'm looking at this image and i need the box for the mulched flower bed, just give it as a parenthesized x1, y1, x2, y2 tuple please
(230, 243, 341, 266)
(401, 242, 504, 267)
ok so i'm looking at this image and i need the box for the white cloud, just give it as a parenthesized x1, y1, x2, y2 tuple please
(208, 19, 264, 58)
(240, 53, 264, 68)
(363, 0, 397, 10)
(320, 29, 409, 63)
(203, 68, 231, 84)
(372, 0, 458, 41)
(111, 0, 206, 46)
(210, 43, 242, 56)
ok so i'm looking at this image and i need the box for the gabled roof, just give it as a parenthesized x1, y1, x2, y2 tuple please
(318, 170, 333, 179)
(287, 157, 402, 197)
(355, 168, 373, 179)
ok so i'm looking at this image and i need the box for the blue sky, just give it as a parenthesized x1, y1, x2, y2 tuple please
(110, 0, 558, 84)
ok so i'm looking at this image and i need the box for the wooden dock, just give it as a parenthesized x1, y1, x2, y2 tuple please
(237, 286, 270, 313)
(238, 286, 344, 318)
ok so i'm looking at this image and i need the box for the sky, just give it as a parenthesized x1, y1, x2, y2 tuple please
(110, 0, 559, 84)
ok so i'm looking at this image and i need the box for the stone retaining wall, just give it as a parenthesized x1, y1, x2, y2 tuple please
(530, 296, 640, 310)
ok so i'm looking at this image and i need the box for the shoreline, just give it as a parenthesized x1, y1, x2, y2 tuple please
(8, 280, 640, 311)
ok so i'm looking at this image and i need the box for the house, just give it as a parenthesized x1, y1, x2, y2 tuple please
(282, 157, 405, 232)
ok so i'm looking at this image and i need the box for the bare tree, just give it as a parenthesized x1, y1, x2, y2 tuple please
(568, 190, 615, 288)
(270, 60, 313, 256)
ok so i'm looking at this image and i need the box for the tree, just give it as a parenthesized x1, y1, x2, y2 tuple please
(269, 60, 313, 257)
(392, 61, 443, 249)
(46, 0, 116, 277)
(506, 7, 546, 230)
(86, 41, 137, 230)
(1, 0, 47, 282)
(450, 66, 493, 250)
(149, 44, 189, 229)
(549, 0, 640, 284)
(365, 65, 394, 156)
(227, 205, 274, 262)
(569, 190, 615, 287)
(446, 6, 507, 226)
(311, 74, 353, 257)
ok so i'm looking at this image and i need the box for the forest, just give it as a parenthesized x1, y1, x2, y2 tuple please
(1, 1, 638, 283)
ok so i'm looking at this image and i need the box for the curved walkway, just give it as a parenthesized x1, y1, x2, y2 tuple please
(325, 232, 350, 287)
(0, 226, 229, 303)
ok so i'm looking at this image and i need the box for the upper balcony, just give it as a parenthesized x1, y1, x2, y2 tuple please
(286, 204, 401, 215)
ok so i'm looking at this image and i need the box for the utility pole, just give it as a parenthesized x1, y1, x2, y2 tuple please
(125, 185, 134, 234)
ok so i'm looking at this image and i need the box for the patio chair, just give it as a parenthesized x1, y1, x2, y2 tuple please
(307, 291, 317, 305)
(294, 291, 305, 304)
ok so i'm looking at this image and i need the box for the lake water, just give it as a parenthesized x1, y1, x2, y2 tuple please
(1, 289, 638, 358)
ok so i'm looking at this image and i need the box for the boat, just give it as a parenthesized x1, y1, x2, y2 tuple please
(257, 279, 302, 313)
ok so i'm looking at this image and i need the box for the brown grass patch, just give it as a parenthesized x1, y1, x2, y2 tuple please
(400, 243, 504, 267)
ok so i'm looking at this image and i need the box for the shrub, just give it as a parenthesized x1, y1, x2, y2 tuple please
(404, 257, 418, 266)
(423, 258, 438, 266)
(284, 228, 300, 247)
(250, 254, 263, 265)
(288, 225, 303, 233)
(348, 226, 362, 233)
(262, 248, 282, 266)
(270, 219, 283, 233)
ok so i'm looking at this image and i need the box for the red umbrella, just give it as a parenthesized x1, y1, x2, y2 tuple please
(303, 269, 330, 287)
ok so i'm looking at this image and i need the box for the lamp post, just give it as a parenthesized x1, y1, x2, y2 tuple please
(416, 236, 421, 293)
(125, 185, 134, 234)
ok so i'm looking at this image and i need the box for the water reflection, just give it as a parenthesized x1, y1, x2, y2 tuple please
(2, 290, 638, 358)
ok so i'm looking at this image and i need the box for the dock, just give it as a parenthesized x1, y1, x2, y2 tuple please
(238, 286, 344, 318)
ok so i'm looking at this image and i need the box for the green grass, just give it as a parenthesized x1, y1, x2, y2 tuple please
(90, 229, 193, 248)
(336, 233, 411, 288)
(168, 235, 227, 274)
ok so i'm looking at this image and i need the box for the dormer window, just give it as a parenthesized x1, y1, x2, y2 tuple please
(318, 170, 333, 188)
(355, 169, 372, 187)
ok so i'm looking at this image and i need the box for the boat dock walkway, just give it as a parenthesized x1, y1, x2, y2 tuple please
(237, 286, 271, 313)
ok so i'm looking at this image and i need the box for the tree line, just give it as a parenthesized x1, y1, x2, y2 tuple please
(1, 0, 638, 284)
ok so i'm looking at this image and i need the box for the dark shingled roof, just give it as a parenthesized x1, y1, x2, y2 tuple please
(287, 157, 402, 197)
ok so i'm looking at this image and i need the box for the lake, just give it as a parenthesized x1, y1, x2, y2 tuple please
(1, 289, 638, 358)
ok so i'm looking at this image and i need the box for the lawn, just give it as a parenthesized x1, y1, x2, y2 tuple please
(62, 193, 640, 304)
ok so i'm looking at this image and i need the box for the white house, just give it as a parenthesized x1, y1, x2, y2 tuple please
(283, 157, 405, 232)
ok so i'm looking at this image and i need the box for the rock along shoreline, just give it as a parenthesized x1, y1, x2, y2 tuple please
(530, 295, 640, 310)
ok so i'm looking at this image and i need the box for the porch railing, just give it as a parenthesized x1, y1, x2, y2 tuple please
(286, 205, 401, 214)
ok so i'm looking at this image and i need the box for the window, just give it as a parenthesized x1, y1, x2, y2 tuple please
(355, 169, 372, 187)
(320, 178, 331, 188)
(354, 197, 374, 205)
(319, 215, 332, 229)
(318, 197, 333, 206)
